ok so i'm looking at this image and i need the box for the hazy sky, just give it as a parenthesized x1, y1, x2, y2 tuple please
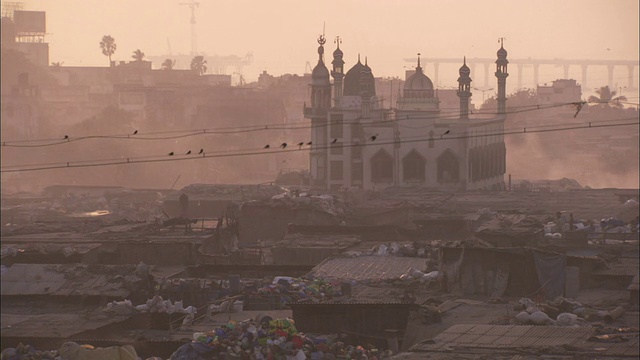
(19, 0, 640, 88)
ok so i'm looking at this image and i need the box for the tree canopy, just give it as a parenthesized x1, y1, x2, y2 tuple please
(131, 49, 145, 61)
(190, 55, 207, 75)
(100, 35, 117, 66)
(588, 86, 627, 108)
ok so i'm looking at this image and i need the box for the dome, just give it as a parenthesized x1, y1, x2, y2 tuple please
(311, 61, 330, 86)
(333, 46, 343, 59)
(497, 46, 507, 58)
(459, 58, 470, 77)
(359, 62, 376, 96)
(404, 66, 433, 91)
(343, 59, 366, 96)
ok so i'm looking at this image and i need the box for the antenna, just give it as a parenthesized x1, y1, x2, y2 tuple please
(179, 0, 200, 56)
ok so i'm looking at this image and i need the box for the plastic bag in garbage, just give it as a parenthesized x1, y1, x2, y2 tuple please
(556, 312, 578, 327)
(530, 311, 553, 325)
(515, 311, 530, 324)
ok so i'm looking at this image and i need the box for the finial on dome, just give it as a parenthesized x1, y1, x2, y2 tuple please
(358, 53, 361, 64)
(335, 35, 341, 49)
(464, 56, 466, 65)
(365, 56, 368, 66)
(417, 53, 421, 68)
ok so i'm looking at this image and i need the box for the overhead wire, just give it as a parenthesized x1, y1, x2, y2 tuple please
(1, 100, 591, 148)
(2, 116, 637, 173)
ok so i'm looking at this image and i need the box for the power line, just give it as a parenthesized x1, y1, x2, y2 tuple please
(1, 101, 591, 148)
(2, 117, 637, 173)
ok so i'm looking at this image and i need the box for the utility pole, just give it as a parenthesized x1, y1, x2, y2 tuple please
(179, 0, 200, 56)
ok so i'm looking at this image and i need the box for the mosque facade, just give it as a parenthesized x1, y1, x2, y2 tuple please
(303, 36, 509, 191)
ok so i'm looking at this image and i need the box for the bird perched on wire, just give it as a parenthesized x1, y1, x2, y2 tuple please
(168, 152, 174, 156)
(198, 149, 204, 154)
(369, 134, 378, 141)
(297, 142, 304, 149)
(133, 130, 138, 135)
(306, 141, 312, 145)
(331, 138, 338, 144)
(443, 130, 450, 135)
(64, 135, 69, 140)
(573, 102, 584, 118)
(280, 143, 287, 149)
(186, 150, 191, 155)
(264, 144, 270, 149)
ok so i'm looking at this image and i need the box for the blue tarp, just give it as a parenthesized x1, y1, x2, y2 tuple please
(533, 251, 566, 299)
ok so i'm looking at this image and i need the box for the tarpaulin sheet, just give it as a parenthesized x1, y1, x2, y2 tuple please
(533, 251, 566, 299)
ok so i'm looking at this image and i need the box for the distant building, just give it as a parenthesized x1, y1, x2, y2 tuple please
(536, 79, 582, 119)
(304, 36, 509, 191)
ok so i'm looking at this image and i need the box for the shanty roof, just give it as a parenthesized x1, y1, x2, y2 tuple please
(628, 274, 640, 291)
(1, 313, 129, 338)
(308, 256, 427, 282)
(1, 242, 101, 258)
(410, 324, 639, 358)
(294, 297, 414, 306)
(593, 257, 639, 276)
(1, 264, 131, 297)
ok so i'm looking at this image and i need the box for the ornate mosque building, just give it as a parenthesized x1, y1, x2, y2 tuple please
(303, 36, 509, 191)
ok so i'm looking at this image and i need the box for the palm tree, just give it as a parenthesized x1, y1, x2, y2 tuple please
(100, 35, 117, 66)
(131, 49, 145, 61)
(161, 58, 176, 70)
(190, 55, 207, 75)
(588, 86, 627, 108)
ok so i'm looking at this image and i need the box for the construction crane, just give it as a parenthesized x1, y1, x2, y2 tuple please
(179, 0, 200, 56)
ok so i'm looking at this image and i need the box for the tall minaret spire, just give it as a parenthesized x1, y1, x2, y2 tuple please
(457, 56, 472, 119)
(495, 37, 509, 115)
(331, 35, 345, 106)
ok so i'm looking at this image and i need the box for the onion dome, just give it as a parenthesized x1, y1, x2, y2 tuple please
(359, 58, 376, 96)
(343, 55, 366, 96)
(311, 35, 330, 86)
(459, 57, 470, 77)
(404, 54, 433, 91)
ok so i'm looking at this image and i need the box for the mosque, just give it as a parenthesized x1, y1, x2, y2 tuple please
(303, 36, 510, 191)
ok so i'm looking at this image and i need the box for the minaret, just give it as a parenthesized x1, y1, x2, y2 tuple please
(306, 33, 332, 188)
(331, 36, 345, 107)
(360, 57, 373, 118)
(457, 57, 472, 119)
(311, 34, 331, 112)
(495, 38, 509, 114)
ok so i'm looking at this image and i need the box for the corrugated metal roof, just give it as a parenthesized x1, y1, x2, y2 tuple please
(409, 324, 639, 357)
(628, 273, 640, 291)
(0, 313, 129, 338)
(309, 256, 427, 282)
(593, 257, 639, 276)
(1, 264, 130, 297)
(294, 296, 413, 305)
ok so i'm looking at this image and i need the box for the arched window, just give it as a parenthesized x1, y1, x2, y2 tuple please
(437, 149, 459, 183)
(403, 150, 426, 182)
(371, 149, 393, 182)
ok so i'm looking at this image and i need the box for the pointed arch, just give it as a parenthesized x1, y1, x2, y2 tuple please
(371, 149, 393, 182)
(402, 149, 426, 182)
(437, 149, 459, 183)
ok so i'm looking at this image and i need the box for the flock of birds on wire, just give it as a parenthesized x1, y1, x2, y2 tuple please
(59, 128, 458, 157)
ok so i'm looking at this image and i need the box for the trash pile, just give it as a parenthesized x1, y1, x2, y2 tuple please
(103, 296, 197, 316)
(399, 267, 439, 284)
(511, 297, 628, 327)
(0, 342, 139, 360)
(251, 277, 343, 304)
(269, 192, 347, 217)
(0, 343, 58, 360)
(171, 317, 392, 360)
(181, 184, 285, 201)
(344, 242, 434, 258)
